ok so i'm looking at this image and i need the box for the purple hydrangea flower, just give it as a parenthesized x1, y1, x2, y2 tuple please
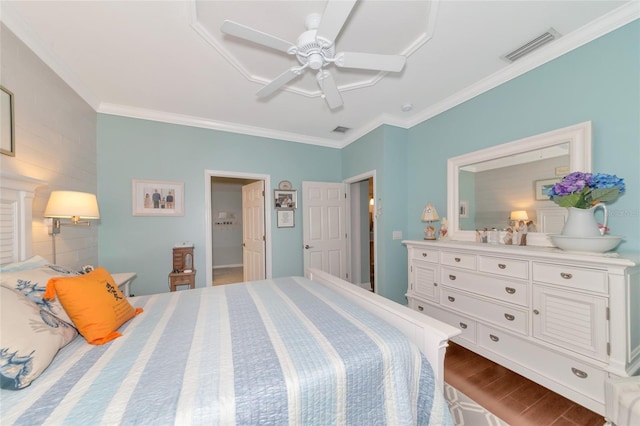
(547, 172, 592, 197)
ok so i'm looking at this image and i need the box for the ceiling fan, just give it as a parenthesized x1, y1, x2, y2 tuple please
(220, 0, 406, 110)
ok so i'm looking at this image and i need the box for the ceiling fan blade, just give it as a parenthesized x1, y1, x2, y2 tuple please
(315, 0, 357, 45)
(334, 52, 406, 72)
(256, 68, 302, 98)
(316, 70, 343, 110)
(221, 20, 296, 54)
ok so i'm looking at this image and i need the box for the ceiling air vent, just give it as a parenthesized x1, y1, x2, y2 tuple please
(332, 126, 350, 133)
(502, 28, 561, 63)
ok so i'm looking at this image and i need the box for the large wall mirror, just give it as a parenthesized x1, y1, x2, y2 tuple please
(447, 121, 592, 246)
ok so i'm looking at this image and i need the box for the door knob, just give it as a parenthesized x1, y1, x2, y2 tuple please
(304, 244, 313, 249)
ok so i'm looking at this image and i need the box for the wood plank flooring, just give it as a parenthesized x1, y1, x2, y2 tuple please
(444, 342, 605, 426)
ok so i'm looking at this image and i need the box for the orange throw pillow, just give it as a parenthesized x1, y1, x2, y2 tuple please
(44, 267, 142, 345)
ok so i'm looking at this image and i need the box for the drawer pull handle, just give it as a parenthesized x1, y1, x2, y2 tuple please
(489, 334, 500, 342)
(459, 322, 468, 329)
(448, 296, 456, 302)
(449, 275, 456, 281)
(454, 257, 461, 262)
(505, 287, 516, 294)
(533, 309, 540, 315)
(498, 263, 506, 269)
(422, 252, 428, 257)
(417, 305, 424, 312)
(434, 283, 438, 287)
(504, 313, 515, 321)
(571, 368, 588, 379)
(560, 272, 573, 279)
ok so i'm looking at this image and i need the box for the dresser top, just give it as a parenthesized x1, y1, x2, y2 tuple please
(403, 239, 639, 267)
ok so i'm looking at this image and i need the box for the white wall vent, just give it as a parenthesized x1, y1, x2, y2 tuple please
(502, 28, 561, 62)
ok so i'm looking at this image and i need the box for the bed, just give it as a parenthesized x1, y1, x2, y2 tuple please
(0, 172, 460, 425)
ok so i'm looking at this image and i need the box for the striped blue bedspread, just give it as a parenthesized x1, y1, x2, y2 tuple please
(1, 276, 452, 425)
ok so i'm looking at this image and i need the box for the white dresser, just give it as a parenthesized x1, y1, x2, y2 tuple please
(404, 240, 640, 415)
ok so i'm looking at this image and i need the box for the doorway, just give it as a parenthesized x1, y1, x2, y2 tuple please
(204, 170, 272, 287)
(346, 171, 376, 292)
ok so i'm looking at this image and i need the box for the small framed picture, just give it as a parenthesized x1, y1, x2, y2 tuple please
(274, 189, 297, 209)
(132, 179, 184, 216)
(459, 200, 469, 218)
(277, 209, 295, 228)
(534, 178, 560, 201)
(1, 86, 15, 157)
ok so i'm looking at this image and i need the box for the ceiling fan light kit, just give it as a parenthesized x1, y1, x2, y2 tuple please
(221, 0, 406, 110)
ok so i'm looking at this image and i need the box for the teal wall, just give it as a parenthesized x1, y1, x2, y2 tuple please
(97, 20, 639, 299)
(406, 20, 639, 251)
(97, 116, 341, 295)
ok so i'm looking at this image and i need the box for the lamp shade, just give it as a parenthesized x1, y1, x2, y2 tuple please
(44, 191, 100, 219)
(510, 210, 529, 221)
(421, 204, 439, 222)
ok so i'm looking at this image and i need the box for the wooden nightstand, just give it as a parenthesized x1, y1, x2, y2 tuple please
(168, 270, 196, 292)
(111, 272, 137, 297)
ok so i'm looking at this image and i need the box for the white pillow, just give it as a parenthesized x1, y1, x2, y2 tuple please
(0, 265, 80, 326)
(0, 255, 49, 272)
(0, 286, 78, 390)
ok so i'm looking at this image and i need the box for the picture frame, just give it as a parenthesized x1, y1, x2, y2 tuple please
(534, 178, 560, 201)
(132, 179, 184, 216)
(1, 86, 15, 157)
(459, 200, 469, 218)
(274, 189, 297, 209)
(277, 209, 295, 228)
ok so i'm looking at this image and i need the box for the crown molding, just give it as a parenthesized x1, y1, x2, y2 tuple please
(398, 2, 640, 131)
(98, 103, 344, 149)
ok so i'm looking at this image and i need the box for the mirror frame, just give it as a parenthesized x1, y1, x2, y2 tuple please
(447, 121, 592, 246)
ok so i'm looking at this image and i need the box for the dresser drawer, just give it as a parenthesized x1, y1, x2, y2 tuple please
(478, 255, 529, 279)
(532, 262, 607, 293)
(408, 297, 476, 344)
(478, 323, 606, 404)
(441, 251, 476, 270)
(410, 247, 439, 263)
(440, 287, 528, 335)
(441, 267, 528, 307)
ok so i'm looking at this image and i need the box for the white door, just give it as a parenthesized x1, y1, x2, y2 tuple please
(302, 181, 348, 279)
(242, 181, 265, 281)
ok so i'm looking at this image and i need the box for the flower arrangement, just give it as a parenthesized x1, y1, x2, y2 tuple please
(548, 172, 625, 209)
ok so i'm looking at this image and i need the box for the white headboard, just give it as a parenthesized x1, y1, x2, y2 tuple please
(0, 172, 47, 264)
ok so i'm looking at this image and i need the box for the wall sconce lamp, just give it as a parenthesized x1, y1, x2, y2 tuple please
(44, 191, 100, 264)
(510, 210, 529, 227)
(421, 203, 439, 240)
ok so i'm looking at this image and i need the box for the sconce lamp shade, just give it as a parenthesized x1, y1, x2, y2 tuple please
(421, 204, 440, 222)
(510, 210, 529, 221)
(45, 191, 100, 220)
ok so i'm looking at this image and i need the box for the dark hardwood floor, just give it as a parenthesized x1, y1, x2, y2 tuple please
(444, 342, 605, 426)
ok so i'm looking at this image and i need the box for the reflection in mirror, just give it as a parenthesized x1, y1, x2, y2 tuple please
(459, 144, 569, 231)
(447, 121, 592, 246)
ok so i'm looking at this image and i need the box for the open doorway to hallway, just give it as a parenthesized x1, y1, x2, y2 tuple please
(347, 172, 375, 292)
(205, 171, 272, 287)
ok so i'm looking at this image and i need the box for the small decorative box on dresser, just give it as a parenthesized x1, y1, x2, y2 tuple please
(169, 245, 196, 292)
(404, 240, 640, 416)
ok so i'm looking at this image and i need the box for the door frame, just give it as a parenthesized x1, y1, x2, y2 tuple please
(204, 169, 272, 286)
(344, 170, 377, 293)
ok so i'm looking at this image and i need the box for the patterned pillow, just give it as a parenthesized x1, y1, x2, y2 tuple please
(0, 264, 80, 327)
(0, 286, 78, 390)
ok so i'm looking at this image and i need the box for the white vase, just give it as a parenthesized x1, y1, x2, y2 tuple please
(561, 203, 607, 238)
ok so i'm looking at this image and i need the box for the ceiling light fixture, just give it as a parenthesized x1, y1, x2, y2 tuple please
(401, 103, 413, 112)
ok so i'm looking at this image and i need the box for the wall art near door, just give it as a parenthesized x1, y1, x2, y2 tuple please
(274, 189, 297, 209)
(132, 179, 184, 216)
(0, 86, 15, 156)
(277, 209, 295, 228)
